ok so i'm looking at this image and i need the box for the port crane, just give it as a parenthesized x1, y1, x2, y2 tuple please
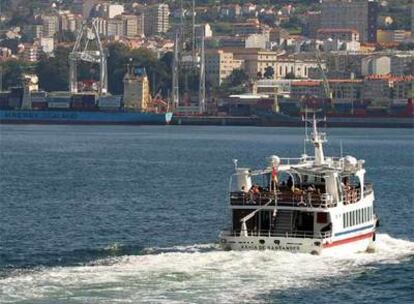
(69, 19, 108, 95)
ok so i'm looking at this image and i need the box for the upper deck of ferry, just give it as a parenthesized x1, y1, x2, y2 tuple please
(229, 155, 373, 209)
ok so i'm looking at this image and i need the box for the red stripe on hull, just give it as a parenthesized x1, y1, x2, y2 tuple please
(323, 232, 374, 248)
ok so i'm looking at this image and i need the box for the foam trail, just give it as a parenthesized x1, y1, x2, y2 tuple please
(0, 234, 413, 304)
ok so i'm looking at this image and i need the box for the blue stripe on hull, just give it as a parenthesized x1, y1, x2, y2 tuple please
(334, 224, 374, 237)
(0, 110, 173, 125)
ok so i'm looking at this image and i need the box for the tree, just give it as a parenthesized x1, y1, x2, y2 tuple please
(264, 66, 275, 79)
(0, 59, 31, 89)
(106, 43, 171, 96)
(223, 69, 249, 87)
(0, 39, 20, 54)
(36, 46, 71, 91)
(55, 30, 77, 43)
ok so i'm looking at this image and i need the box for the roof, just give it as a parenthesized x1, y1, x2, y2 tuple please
(365, 74, 414, 81)
(291, 81, 320, 87)
(317, 28, 359, 34)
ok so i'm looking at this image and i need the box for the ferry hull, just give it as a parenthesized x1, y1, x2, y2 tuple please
(219, 230, 376, 255)
(0, 110, 173, 125)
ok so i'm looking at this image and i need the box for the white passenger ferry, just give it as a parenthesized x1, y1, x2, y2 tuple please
(219, 115, 378, 255)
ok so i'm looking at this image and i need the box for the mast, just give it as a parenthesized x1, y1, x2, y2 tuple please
(198, 30, 205, 113)
(172, 31, 180, 109)
(304, 112, 327, 165)
(192, 0, 196, 59)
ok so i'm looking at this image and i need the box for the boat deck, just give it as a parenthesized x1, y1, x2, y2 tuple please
(230, 183, 373, 208)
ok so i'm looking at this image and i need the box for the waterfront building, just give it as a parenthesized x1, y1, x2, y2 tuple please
(59, 11, 82, 33)
(107, 18, 124, 38)
(196, 24, 213, 39)
(94, 17, 108, 37)
(245, 34, 269, 49)
(218, 4, 241, 20)
(230, 48, 278, 80)
(39, 37, 54, 54)
(317, 29, 360, 42)
(321, 0, 378, 43)
(41, 15, 59, 38)
(94, 3, 125, 19)
(205, 49, 244, 86)
(377, 30, 412, 45)
(72, 0, 99, 18)
(361, 56, 391, 76)
(22, 44, 40, 62)
(122, 14, 144, 38)
(276, 56, 324, 79)
(232, 19, 262, 36)
(144, 4, 170, 37)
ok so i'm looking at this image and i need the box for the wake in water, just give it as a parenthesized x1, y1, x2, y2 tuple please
(1, 234, 413, 304)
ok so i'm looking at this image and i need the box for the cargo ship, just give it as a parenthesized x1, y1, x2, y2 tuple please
(0, 74, 172, 125)
(202, 94, 413, 128)
(0, 109, 173, 125)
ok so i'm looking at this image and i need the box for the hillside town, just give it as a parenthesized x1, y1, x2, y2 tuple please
(0, 0, 413, 121)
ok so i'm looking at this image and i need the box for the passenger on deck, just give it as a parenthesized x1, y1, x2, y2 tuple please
(287, 176, 293, 189)
(306, 185, 316, 204)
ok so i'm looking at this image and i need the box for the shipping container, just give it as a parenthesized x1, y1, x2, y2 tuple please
(31, 91, 47, 103)
(82, 94, 96, 104)
(98, 95, 122, 108)
(48, 101, 71, 109)
(8, 97, 22, 109)
(0, 92, 9, 109)
(31, 102, 48, 110)
(10, 87, 24, 98)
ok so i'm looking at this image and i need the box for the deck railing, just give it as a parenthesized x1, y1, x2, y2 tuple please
(222, 230, 332, 239)
(230, 190, 337, 208)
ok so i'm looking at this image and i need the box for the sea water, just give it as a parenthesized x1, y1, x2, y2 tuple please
(0, 125, 413, 303)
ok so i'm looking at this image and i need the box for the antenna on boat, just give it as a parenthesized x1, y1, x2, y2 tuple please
(302, 110, 327, 165)
(302, 106, 309, 156)
(340, 140, 343, 158)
